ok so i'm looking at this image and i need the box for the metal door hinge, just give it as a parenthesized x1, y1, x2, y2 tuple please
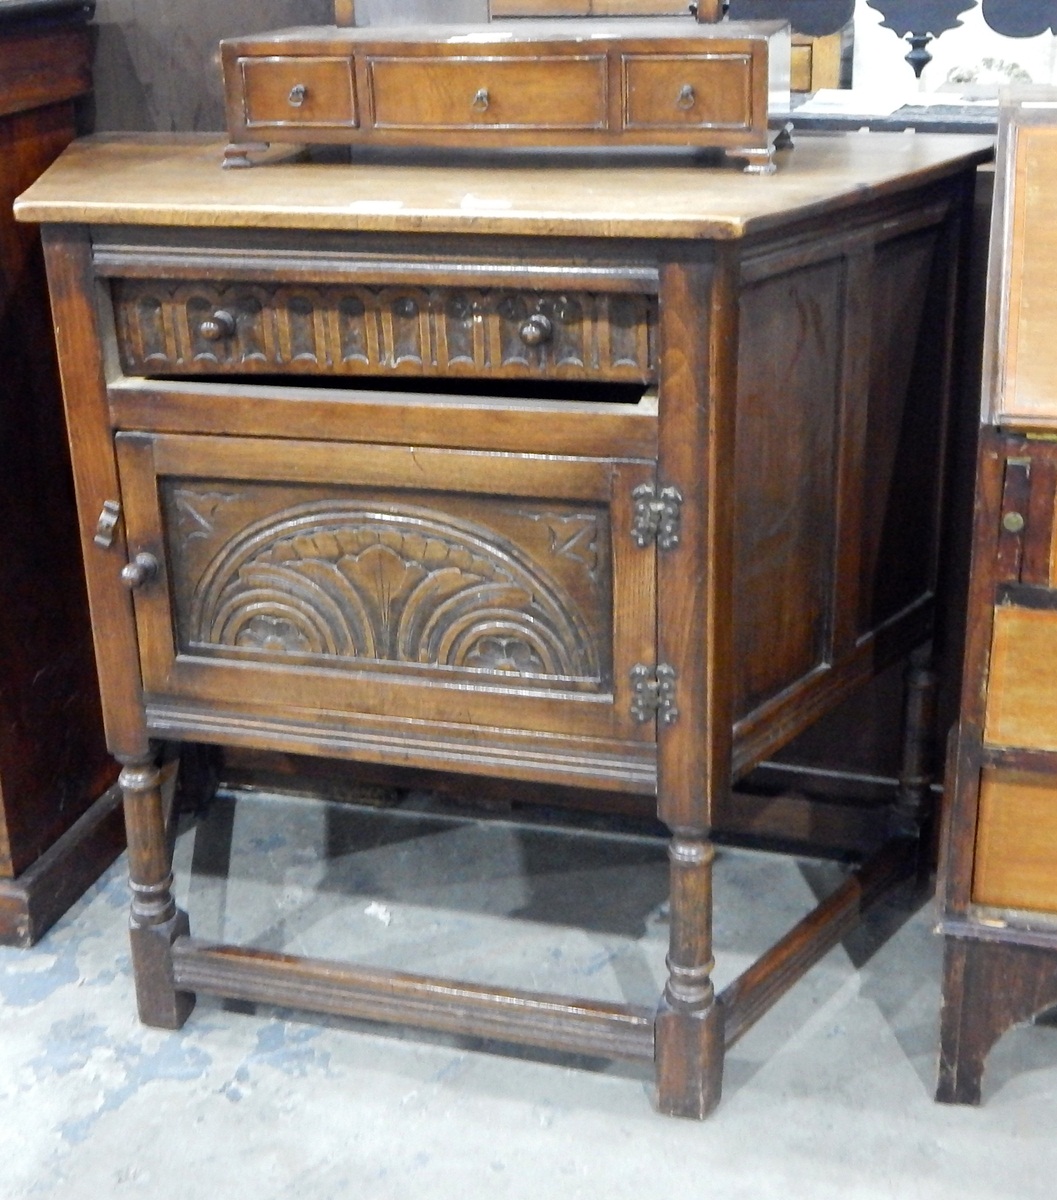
(630, 663, 679, 726)
(631, 482, 683, 550)
(94, 500, 121, 548)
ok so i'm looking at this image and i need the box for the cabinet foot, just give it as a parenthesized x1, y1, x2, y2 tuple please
(120, 751, 196, 1029)
(654, 832, 723, 1117)
(130, 908, 195, 1029)
(730, 145, 777, 175)
(937, 935, 1057, 1104)
(223, 141, 270, 168)
(654, 998, 724, 1118)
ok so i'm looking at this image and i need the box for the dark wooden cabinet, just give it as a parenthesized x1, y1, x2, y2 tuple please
(938, 92, 1057, 1106)
(0, 1, 123, 946)
(17, 131, 987, 1115)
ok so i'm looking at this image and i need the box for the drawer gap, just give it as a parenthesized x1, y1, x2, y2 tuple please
(148, 373, 649, 406)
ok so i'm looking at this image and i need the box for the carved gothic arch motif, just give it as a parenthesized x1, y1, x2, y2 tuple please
(189, 499, 603, 683)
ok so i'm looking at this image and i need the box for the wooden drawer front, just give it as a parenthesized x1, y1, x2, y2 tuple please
(367, 55, 608, 131)
(983, 605, 1057, 752)
(115, 433, 656, 747)
(622, 53, 754, 131)
(241, 57, 358, 129)
(112, 279, 656, 383)
(973, 769, 1057, 913)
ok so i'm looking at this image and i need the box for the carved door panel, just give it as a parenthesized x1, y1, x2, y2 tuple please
(115, 432, 657, 746)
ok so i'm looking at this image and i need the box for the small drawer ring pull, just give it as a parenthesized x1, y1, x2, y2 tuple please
(199, 310, 236, 342)
(471, 87, 490, 112)
(677, 84, 696, 111)
(288, 83, 308, 108)
(519, 313, 554, 347)
(121, 552, 159, 591)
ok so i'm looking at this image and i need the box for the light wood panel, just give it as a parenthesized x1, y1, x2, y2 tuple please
(987, 120, 1057, 425)
(983, 605, 1057, 752)
(973, 769, 1057, 911)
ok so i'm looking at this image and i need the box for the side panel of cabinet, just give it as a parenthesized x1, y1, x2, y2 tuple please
(728, 206, 956, 777)
(0, 27, 115, 882)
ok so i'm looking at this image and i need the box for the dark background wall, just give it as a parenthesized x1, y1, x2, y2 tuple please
(90, 0, 339, 132)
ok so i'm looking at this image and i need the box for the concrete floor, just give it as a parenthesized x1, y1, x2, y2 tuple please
(2, 787, 1056, 1200)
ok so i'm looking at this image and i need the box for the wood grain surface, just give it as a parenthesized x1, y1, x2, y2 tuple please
(15, 131, 993, 239)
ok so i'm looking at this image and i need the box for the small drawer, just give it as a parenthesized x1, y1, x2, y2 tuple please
(241, 56, 358, 129)
(983, 605, 1057, 752)
(973, 769, 1057, 913)
(366, 55, 608, 130)
(111, 278, 657, 384)
(622, 53, 754, 131)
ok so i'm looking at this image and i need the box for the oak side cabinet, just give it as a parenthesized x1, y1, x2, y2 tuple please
(17, 131, 988, 1116)
(0, 0, 121, 947)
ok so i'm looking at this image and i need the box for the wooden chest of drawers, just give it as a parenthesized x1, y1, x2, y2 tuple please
(220, 18, 790, 173)
(17, 131, 988, 1116)
(0, 0, 122, 947)
(938, 92, 1057, 1105)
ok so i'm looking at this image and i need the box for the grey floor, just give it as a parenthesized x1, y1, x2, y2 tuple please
(2, 787, 1056, 1200)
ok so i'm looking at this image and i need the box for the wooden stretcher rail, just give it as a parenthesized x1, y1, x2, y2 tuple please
(171, 938, 658, 1062)
(720, 838, 916, 1046)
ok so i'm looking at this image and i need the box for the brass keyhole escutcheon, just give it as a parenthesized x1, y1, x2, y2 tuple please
(471, 87, 490, 112)
(677, 84, 696, 111)
(288, 83, 308, 108)
(199, 310, 236, 342)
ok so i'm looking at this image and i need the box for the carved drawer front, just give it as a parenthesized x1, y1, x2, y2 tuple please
(112, 279, 657, 383)
(115, 433, 657, 749)
(240, 56, 359, 130)
(622, 53, 755, 131)
(366, 55, 608, 131)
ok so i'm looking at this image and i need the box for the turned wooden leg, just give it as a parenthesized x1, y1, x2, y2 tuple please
(655, 832, 724, 1119)
(937, 935, 1057, 1105)
(120, 752, 195, 1029)
(893, 644, 938, 843)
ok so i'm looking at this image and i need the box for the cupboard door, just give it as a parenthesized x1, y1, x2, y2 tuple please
(115, 433, 657, 748)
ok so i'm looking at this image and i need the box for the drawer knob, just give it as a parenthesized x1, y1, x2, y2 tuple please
(471, 87, 490, 113)
(121, 552, 159, 591)
(199, 310, 236, 341)
(677, 84, 696, 111)
(519, 313, 554, 347)
(288, 83, 308, 108)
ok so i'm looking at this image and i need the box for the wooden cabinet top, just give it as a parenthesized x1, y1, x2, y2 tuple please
(15, 132, 993, 241)
(223, 18, 787, 46)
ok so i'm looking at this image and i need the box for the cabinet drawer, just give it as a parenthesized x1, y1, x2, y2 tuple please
(983, 605, 1057, 752)
(111, 278, 657, 383)
(622, 53, 754, 131)
(240, 56, 358, 129)
(367, 55, 608, 130)
(973, 769, 1057, 913)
